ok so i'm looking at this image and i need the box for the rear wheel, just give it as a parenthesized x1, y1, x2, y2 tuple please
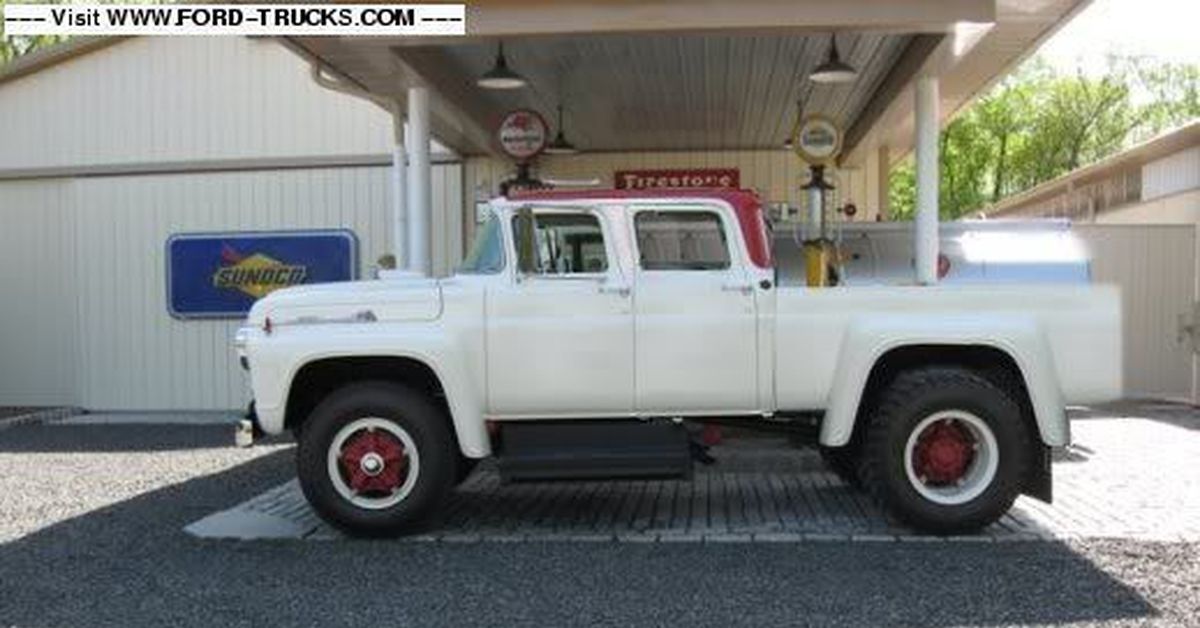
(858, 367, 1032, 534)
(296, 381, 456, 537)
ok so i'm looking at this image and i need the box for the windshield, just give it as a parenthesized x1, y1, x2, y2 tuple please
(458, 213, 505, 274)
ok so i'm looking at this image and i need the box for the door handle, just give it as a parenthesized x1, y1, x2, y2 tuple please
(599, 284, 631, 297)
(721, 283, 753, 295)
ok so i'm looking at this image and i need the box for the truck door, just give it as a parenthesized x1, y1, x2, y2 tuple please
(486, 208, 635, 416)
(631, 207, 758, 413)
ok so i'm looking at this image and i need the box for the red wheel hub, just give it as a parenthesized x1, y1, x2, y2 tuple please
(913, 419, 975, 485)
(339, 429, 407, 495)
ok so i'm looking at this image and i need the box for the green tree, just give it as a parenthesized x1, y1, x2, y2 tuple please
(1126, 58, 1200, 141)
(1, 0, 66, 64)
(888, 55, 1199, 220)
(2, 0, 165, 65)
(1, 33, 63, 64)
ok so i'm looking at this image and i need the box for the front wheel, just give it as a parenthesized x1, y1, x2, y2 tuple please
(858, 367, 1032, 534)
(296, 382, 456, 537)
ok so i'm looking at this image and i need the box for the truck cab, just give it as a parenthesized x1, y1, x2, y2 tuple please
(236, 188, 1121, 537)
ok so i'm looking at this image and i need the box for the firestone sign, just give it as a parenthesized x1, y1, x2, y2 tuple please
(615, 168, 740, 190)
(497, 109, 548, 162)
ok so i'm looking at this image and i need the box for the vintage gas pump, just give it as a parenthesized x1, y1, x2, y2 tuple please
(800, 164, 839, 286)
(791, 114, 844, 287)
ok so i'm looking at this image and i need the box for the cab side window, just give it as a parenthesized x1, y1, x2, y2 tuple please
(513, 213, 608, 275)
(635, 210, 731, 270)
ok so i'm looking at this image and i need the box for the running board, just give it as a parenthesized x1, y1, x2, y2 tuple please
(496, 419, 692, 482)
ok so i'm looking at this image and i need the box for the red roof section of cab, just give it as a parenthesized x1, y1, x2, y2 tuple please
(509, 188, 774, 269)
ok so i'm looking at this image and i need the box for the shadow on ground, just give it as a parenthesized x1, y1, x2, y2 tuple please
(0, 426, 1160, 627)
(0, 423, 292, 453)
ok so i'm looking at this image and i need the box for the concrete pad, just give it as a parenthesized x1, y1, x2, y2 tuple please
(183, 407, 1200, 544)
(184, 508, 316, 540)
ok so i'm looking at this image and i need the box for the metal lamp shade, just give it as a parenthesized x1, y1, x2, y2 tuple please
(544, 131, 578, 155)
(478, 46, 527, 90)
(809, 37, 857, 84)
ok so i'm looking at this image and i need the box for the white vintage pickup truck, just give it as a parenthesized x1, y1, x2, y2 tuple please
(234, 188, 1121, 537)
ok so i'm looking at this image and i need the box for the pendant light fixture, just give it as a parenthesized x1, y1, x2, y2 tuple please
(477, 42, 527, 90)
(544, 104, 578, 155)
(809, 34, 858, 84)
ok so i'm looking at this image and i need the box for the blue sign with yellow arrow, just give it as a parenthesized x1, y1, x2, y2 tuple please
(166, 229, 358, 319)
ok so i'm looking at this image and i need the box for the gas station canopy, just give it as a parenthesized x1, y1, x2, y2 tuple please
(283, 0, 1084, 164)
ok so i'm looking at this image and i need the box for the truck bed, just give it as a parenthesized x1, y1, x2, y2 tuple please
(773, 220, 1090, 287)
(772, 283, 1122, 413)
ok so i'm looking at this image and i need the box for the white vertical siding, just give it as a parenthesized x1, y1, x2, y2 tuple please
(1143, 146, 1200, 202)
(1097, 189, 1200, 225)
(0, 180, 79, 404)
(1075, 224, 1197, 400)
(0, 36, 470, 411)
(0, 37, 394, 171)
(0, 163, 461, 411)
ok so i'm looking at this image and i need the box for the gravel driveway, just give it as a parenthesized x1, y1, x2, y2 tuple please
(0, 420, 1198, 627)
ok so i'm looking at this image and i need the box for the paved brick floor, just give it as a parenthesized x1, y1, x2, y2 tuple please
(186, 402, 1200, 542)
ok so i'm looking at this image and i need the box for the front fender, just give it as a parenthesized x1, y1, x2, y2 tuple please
(819, 314, 1068, 447)
(246, 323, 490, 458)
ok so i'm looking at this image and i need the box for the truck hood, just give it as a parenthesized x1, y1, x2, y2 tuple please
(245, 277, 442, 327)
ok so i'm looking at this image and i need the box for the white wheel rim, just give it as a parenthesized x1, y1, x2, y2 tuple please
(327, 417, 420, 510)
(903, 410, 999, 506)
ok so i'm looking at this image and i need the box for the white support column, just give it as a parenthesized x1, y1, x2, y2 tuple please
(914, 76, 940, 285)
(406, 86, 432, 277)
(390, 102, 407, 269)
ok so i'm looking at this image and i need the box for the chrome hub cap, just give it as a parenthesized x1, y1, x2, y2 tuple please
(327, 417, 421, 510)
(360, 452, 385, 477)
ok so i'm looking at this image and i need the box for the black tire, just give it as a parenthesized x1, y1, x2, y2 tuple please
(818, 445, 862, 488)
(858, 367, 1032, 534)
(296, 381, 456, 537)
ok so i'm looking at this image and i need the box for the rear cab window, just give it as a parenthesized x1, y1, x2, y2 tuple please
(634, 209, 731, 271)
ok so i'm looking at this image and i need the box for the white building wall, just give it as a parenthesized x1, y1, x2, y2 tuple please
(1074, 224, 1198, 400)
(0, 180, 80, 405)
(0, 37, 395, 170)
(0, 164, 461, 411)
(1142, 146, 1200, 202)
(1098, 189, 1200, 225)
(0, 37, 464, 411)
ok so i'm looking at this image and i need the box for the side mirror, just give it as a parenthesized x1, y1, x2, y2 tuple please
(515, 207, 537, 275)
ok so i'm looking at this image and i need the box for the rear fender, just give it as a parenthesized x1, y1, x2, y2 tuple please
(819, 315, 1068, 448)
